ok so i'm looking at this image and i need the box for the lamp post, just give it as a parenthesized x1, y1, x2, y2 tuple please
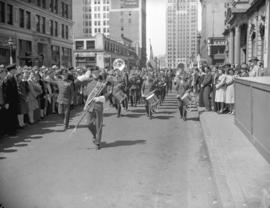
(7, 38, 14, 64)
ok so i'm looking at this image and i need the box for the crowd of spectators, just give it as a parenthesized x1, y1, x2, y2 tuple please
(191, 56, 265, 115)
(0, 64, 91, 137)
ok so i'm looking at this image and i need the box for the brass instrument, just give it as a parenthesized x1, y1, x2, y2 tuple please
(71, 81, 107, 134)
(113, 58, 126, 71)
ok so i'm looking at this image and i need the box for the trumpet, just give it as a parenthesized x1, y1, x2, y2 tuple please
(113, 58, 126, 71)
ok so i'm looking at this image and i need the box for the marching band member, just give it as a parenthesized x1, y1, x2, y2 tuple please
(141, 75, 155, 119)
(175, 65, 191, 121)
(83, 69, 111, 150)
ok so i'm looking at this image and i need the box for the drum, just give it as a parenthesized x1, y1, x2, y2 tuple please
(113, 89, 127, 103)
(146, 93, 159, 107)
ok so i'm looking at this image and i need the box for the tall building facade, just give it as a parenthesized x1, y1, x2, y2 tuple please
(200, 0, 227, 65)
(0, 0, 73, 67)
(73, 0, 110, 38)
(166, 0, 198, 69)
(109, 0, 147, 66)
(73, 0, 146, 66)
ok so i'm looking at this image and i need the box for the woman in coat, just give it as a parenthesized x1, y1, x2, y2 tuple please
(17, 71, 29, 128)
(201, 67, 212, 111)
(215, 68, 227, 113)
(198, 68, 205, 108)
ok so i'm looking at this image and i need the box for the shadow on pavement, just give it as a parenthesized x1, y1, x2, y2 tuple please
(122, 113, 144, 118)
(153, 115, 174, 120)
(101, 139, 146, 149)
(0, 107, 83, 159)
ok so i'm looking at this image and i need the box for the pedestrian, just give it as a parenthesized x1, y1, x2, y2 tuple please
(17, 70, 29, 128)
(215, 68, 226, 114)
(249, 57, 261, 77)
(56, 73, 74, 131)
(225, 68, 235, 114)
(198, 68, 205, 108)
(201, 66, 212, 111)
(2, 64, 19, 135)
(27, 72, 42, 124)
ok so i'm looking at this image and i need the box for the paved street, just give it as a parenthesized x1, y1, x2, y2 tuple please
(0, 93, 220, 208)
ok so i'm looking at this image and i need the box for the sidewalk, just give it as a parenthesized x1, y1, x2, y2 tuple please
(199, 112, 270, 208)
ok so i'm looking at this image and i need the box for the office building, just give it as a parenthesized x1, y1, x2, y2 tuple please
(200, 0, 227, 65)
(166, 0, 198, 68)
(74, 33, 138, 68)
(73, 0, 110, 38)
(0, 0, 73, 67)
(109, 0, 147, 66)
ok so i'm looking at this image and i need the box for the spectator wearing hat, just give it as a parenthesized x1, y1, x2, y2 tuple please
(240, 63, 249, 77)
(200, 66, 212, 111)
(27, 72, 42, 124)
(215, 68, 226, 114)
(52, 73, 74, 130)
(16, 70, 29, 128)
(2, 64, 19, 135)
(249, 57, 261, 77)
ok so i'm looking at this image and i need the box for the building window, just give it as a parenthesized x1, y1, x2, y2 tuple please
(75, 41, 84, 50)
(55, 21, 58, 36)
(26, 11, 31, 30)
(61, 24, 65, 38)
(50, 20, 53, 35)
(19, 9, 24, 28)
(0, 2, 5, 23)
(7, 4, 13, 25)
(86, 41, 95, 49)
(42, 0, 46, 9)
(61, 2, 69, 18)
(65, 25, 68, 39)
(42, 17, 46, 34)
(50, 0, 54, 12)
(51, 45, 60, 65)
(37, 0, 41, 7)
(36, 15, 40, 32)
(54, 0, 58, 14)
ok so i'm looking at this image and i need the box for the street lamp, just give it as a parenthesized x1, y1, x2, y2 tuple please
(7, 38, 14, 64)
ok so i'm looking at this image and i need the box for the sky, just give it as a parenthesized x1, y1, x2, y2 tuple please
(146, 0, 201, 58)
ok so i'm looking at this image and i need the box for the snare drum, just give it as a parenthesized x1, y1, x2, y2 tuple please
(113, 90, 127, 103)
(146, 94, 159, 107)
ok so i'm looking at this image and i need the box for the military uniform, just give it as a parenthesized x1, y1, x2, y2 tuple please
(84, 77, 110, 150)
(175, 71, 190, 120)
(2, 64, 19, 135)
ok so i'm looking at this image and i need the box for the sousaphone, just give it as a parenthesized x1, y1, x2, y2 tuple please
(113, 58, 126, 71)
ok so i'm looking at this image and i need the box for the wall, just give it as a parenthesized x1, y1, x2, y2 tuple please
(235, 77, 270, 162)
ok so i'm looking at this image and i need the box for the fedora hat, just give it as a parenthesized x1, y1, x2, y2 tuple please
(249, 56, 259, 62)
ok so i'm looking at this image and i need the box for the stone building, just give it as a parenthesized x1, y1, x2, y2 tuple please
(0, 0, 73, 67)
(74, 33, 138, 69)
(224, 0, 270, 73)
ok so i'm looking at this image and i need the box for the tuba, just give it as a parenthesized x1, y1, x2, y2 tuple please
(113, 58, 126, 71)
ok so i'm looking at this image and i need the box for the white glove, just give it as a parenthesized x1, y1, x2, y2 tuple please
(93, 96, 106, 104)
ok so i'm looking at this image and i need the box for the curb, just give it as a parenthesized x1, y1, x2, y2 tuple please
(199, 111, 235, 208)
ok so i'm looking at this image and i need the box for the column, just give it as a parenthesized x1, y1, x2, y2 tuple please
(234, 26, 241, 66)
(229, 30, 234, 64)
(264, 0, 270, 74)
